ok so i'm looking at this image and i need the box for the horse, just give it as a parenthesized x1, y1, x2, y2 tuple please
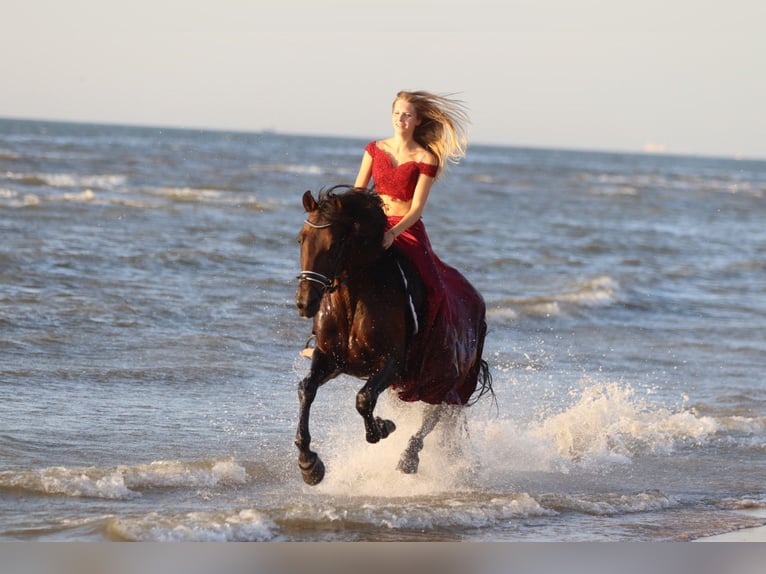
(294, 185, 492, 485)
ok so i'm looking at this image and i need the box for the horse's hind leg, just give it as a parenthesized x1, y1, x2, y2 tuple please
(355, 360, 398, 444)
(397, 403, 452, 474)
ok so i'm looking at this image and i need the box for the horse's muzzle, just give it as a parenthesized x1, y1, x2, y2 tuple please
(295, 282, 321, 318)
(296, 270, 335, 318)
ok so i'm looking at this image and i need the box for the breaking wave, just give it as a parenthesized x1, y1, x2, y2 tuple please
(0, 458, 248, 500)
(489, 276, 620, 320)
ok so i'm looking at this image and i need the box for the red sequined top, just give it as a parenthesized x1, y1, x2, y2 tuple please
(365, 141, 438, 201)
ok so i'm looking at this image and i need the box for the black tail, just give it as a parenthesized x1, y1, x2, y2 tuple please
(467, 359, 495, 408)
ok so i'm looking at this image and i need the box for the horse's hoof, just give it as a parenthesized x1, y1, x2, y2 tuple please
(299, 455, 325, 485)
(366, 418, 396, 443)
(397, 437, 423, 474)
(397, 452, 419, 474)
(378, 417, 396, 439)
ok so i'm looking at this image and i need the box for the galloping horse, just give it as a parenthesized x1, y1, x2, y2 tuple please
(294, 186, 492, 485)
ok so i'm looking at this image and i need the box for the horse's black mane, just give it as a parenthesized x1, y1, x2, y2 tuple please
(315, 185, 388, 242)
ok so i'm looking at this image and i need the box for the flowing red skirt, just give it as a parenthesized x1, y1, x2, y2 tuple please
(387, 216, 486, 405)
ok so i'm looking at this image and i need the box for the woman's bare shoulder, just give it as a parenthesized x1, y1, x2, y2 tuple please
(419, 148, 437, 166)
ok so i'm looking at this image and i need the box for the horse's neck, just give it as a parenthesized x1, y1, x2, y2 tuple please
(339, 252, 397, 299)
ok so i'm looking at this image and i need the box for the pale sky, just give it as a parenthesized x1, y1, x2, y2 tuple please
(3, 0, 765, 159)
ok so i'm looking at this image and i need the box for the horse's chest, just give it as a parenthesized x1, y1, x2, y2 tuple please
(315, 298, 402, 369)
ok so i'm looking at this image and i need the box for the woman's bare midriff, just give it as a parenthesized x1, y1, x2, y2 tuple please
(380, 194, 410, 217)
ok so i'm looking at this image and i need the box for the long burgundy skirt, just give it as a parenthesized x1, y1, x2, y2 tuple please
(387, 216, 487, 405)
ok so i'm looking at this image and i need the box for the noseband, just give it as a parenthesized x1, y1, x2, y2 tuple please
(297, 270, 345, 293)
(297, 219, 347, 294)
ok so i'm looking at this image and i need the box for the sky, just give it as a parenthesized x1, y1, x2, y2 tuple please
(3, 0, 765, 159)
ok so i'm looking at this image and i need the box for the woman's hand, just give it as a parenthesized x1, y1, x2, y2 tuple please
(382, 229, 396, 249)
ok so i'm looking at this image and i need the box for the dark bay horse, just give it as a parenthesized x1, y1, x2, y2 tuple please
(294, 186, 492, 485)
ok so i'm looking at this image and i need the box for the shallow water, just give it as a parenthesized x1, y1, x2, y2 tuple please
(1, 118, 765, 541)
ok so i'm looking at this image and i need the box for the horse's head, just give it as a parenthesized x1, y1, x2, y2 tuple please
(295, 186, 386, 318)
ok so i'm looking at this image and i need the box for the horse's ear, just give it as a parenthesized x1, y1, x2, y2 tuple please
(302, 190, 317, 213)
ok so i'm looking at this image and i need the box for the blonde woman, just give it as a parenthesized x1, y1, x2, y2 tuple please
(354, 90, 469, 250)
(350, 90, 481, 405)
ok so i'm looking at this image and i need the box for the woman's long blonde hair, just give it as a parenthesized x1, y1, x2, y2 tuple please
(394, 90, 470, 174)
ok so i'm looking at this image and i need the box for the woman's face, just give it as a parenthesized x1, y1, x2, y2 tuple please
(391, 99, 420, 135)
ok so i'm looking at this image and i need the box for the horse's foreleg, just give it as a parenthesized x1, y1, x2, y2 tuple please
(295, 355, 335, 485)
(355, 360, 398, 444)
(397, 403, 449, 474)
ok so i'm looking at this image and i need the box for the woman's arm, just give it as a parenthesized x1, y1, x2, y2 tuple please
(354, 150, 373, 189)
(383, 173, 435, 248)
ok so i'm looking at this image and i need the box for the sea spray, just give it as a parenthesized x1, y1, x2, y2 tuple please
(534, 380, 719, 463)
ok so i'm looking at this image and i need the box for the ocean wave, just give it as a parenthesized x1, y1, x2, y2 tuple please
(4, 171, 126, 190)
(140, 186, 268, 208)
(582, 172, 765, 198)
(0, 188, 119, 207)
(101, 489, 680, 541)
(0, 457, 248, 500)
(488, 276, 620, 319)
(105, 492, 553, 541)
(281, 492, 555, 532)
(251, 163, 323, 174)
(719, 496, 766, 510)
(106, 508, 277, 542)
(539, 490, 677, 516)
(715, 415, 766, 434)
(250, 163, 343, 177)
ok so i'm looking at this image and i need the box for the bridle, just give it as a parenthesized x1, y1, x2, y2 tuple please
(296, 218, 348, 294)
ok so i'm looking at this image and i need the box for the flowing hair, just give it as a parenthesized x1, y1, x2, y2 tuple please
(394, 90, 470, 175)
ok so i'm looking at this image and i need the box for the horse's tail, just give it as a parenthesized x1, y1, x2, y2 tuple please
(466, 358, 495, 408)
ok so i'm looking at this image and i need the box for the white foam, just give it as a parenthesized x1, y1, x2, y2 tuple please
(313, 399, 481, 498)
(0, 457, 248, 500)
(250, 163, 325, 175)
(0, 188, 40, 207)
(61, 189, 96, 202)
(282, 492, 554, 532)
(122, 458, 248, 490)
(141, 186, 265, 208)
(716, 415, 766, 434)
(4, 171, 126, 189)
(531, 381, 719, 466)
(143, 186, 224, 202)
(488, 276, 620, 320)
(107, 508, 277, 542)
(557, 276, 620, 306)
(541, 490, 677, 515)
(37, 467, 137, 500)
(294, 377, 723, 501)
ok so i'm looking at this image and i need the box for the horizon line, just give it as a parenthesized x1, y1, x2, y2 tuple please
(1, 115, 762, 163)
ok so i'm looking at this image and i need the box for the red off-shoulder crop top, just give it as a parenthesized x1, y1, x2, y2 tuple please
(365, 141, 438, 202)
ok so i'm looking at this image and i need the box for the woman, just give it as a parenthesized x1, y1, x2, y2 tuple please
(352, 90, 481, 404)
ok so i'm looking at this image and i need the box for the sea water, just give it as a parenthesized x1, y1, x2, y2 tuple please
(1, 118, 765, 541)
